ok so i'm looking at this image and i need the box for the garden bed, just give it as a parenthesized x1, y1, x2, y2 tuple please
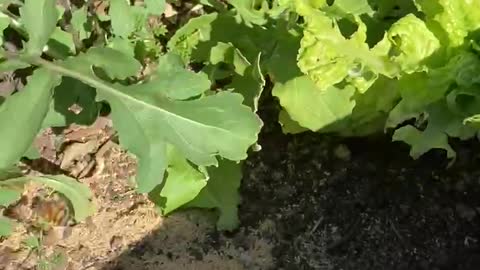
(3, 97, 480, 270)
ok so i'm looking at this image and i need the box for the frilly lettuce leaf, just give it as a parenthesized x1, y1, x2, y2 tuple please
(387, 52, 480, 128)
(297, 11, 397, 92)
(287, 0, 480, 161)
(272, 75, 356, 131)
(415, 0, 480, 49)
(387, 14, 440, 73)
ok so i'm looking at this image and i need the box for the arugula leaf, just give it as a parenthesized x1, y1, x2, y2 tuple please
(109, 0, 136, 38)
(0, 187, 21, 207)
(37, 48, 262, 193)
(167, 13, 218, 62)
(71, 6, 90, 41)
(47, 28, 76, 58)
(145, 0, 165, 15)
(108, 37, 135, 58)
(20, 0, 58, 56)
(228, 0, 268, 26)
(0, 13, 11, 38)
(0, 216, 15, 236)
(150, 145, 208, 214)
(0, 68, 60, 170)
(208, 42, 265, 111)
(228, 53, 265, 112)
(186, 159, 242, 231)
(146, 53, 211, 100)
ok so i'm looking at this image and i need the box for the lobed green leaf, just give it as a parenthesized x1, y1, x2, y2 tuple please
(20, 0, 58, 56)
(186, 159, 242, 231)
(0, 68, 60, 170)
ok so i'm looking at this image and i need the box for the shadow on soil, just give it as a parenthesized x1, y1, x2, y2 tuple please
(103, 89, 480, 270)
(103, 124, 480, 270)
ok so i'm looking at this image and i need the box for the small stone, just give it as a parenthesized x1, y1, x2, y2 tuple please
(333, 144, 351, 161)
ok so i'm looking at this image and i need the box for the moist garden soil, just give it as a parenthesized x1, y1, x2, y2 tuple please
(236, 95, 480, 270)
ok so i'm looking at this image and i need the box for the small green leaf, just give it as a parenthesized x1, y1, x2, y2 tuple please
(145, 53, 211, 100)
(108, 37, 135, 58)
(0, 59, 30, 73)
(151, 145, 208, 214)
(186, 159, 242, 231)
(167, 13, 217, 62)
(0, 68, 60, 170)
(20, 0, 59, 56)
(210, 42, 250, 75)
(229, 53, 265, 112)
(81, 47, 142, 79)
(228, 0, 268, 26)
(0, 167, 22, 181)
(109, 0, 136, 38)
(145, 0, 165, 15)
(0, 187, 21, 206)
(0, 216, 15, 236)
(325, 0, 374, 15)
(393, 125, 455, 160)
(47, 27, 76, 58)
(23, 235, 40, 249)
(278, 110, 308, 134)
(71, 6, 90, 40)
(23, 144, 41, 160)
(0, 13, 11, 38)
(392, 102, 466, 160)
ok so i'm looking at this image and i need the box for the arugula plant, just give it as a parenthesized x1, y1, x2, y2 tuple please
(0, 0, 262, 233)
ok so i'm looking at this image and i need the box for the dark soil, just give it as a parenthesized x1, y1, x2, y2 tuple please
(102, 94, 480, 270)
(237, 96, 480, 270)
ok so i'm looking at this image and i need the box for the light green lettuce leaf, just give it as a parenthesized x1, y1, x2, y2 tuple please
(415, 0, 480, 50)
(387, 52, 480, 128)
(392, 101, 478, 160)
(297, 9, 398, 92)
(387, 14, 440, 73)
(272, 75, 356, 131)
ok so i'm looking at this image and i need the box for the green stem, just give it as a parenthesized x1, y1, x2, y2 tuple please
(33, 57, 120, 97)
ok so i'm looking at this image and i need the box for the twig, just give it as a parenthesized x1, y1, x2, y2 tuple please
(308, 217, 324, 235)
(79, 260, 97, 270)
(388, 218, 403, 242)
